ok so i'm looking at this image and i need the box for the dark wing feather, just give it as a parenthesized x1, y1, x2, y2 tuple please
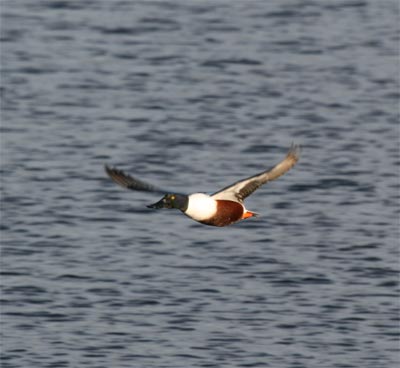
(104, 165, 167, 194)
(212, 144, 300, 202)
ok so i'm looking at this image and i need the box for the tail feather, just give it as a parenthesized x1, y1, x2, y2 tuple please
(242, 210, 258, 219)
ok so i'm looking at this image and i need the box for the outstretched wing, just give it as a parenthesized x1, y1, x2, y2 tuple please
(104, 165, 167, 194)
(212, 144, 300, 202)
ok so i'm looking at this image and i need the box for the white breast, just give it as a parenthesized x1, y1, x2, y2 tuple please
(184, 193, 218, 221)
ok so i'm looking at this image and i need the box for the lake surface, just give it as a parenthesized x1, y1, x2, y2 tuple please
(1, 1, 399, 367)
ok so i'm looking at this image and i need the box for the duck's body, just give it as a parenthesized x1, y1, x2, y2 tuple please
(184, 193, 256, 227)
(105, 144, 300, 227)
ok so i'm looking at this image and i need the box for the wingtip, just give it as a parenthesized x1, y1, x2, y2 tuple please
(104, 164, 113, 175)
(104, 164, 122, 179)
(288, 143, 301, 161)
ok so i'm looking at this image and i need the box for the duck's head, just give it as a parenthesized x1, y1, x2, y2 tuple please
(147, 194, 188, 211)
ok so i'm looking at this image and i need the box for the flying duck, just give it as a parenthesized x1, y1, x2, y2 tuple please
(105, 144, 300, 227)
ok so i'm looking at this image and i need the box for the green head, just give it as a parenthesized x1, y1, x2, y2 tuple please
(147, 194, 188, 211)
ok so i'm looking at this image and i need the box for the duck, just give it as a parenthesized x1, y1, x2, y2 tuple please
(105, 144, 300, 227)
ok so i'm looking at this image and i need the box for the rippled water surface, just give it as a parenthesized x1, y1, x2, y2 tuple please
(1, 1, 399, 367)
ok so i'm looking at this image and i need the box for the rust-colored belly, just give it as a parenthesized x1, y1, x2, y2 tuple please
(200, 200, 244, 227)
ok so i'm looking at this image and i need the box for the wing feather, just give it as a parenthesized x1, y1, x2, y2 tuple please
(212, 144, 300, 202)
(104, 165, 167, 194)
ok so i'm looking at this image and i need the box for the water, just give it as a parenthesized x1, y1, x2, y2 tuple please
(1, 1, 399, 367)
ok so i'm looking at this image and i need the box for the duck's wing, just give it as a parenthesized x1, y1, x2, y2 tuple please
(105, 165, 167, 194)
(211, 144, 300, 202)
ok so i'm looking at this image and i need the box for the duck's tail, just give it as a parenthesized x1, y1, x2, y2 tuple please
(242, 210, 258, 219)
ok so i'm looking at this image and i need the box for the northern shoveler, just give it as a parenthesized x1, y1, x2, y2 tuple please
(105, 144, 300, 227)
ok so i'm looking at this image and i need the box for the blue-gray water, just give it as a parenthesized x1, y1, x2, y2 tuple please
(1, 1, 399, 367)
